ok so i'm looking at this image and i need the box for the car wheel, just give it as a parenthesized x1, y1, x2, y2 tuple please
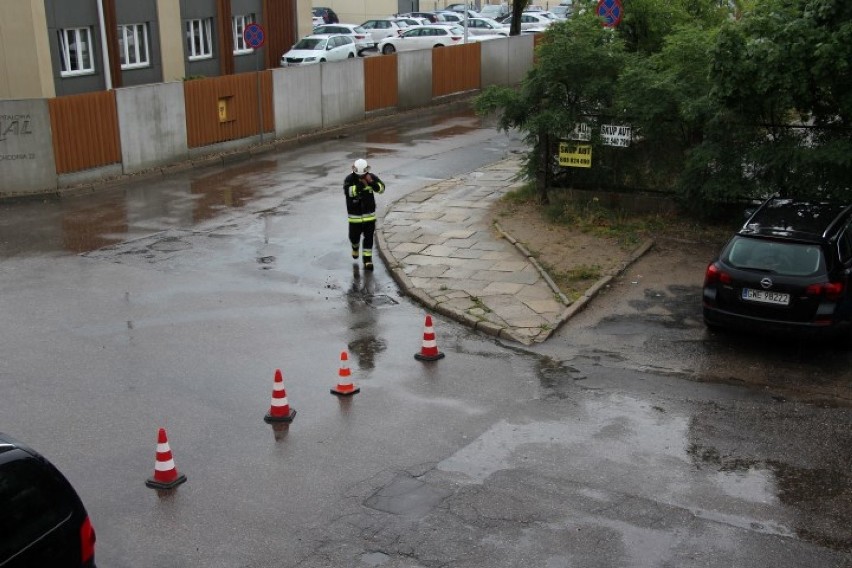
(434, 44, 444, 48)
(348, 52, 355, 58)
(320, 58, 326, 63)
(382, 44, 396, 55)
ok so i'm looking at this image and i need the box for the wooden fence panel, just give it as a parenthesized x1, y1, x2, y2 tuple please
(48, 92, 121, 174)
(184, 71, 274, 149)
(364, 55, 398, 111)
(432, 43, 481, 98)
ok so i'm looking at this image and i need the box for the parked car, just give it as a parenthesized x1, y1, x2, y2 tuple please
(498, 12, 554, 29)
(703, 197, 852, 336)
(378, 24, 472, 54)
(280, 34, 357, 66)
(478, 3, 509, 19)
(549, 5, 572, 19)
(359, 19, 408, 48)
(0, 432, 97, 567)
(311, 23, 372, 54)
(390, 16, 430, 28)
(398, 11, 439, 23)
(311, 6, 339, 25)
(432, 11, 466, 24)
(445, 3, 471, 11)
(464, 17, 510, 35)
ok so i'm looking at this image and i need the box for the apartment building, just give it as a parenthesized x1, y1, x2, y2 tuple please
(0, 0, 309, 100)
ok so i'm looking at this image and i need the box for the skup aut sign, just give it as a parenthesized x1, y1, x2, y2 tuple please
(559, 142, 592, 168)
(600, 124, 631, 147)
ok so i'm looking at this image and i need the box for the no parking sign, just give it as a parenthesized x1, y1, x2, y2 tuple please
(597, 0, 623, 27)
(243, 23, 266, 49)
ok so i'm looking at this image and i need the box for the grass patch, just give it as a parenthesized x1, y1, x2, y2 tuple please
(538, 260, 602, 299)
(544, 197, 664, 249)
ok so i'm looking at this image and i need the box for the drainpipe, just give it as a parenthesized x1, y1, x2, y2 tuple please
(96, 0, 113, 90)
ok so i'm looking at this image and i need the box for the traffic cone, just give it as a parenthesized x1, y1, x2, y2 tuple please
(414, 314, 445, 361)
(264, 369, 297, 423)
(145, 428, 187, 490)
(331, 350, 360, 396)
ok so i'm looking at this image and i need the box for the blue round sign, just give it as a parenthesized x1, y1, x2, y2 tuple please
(243, 23, 266, 48)
(597, 0, 623, 27)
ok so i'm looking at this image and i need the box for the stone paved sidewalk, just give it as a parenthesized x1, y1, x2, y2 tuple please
(376, 157, 574, 344)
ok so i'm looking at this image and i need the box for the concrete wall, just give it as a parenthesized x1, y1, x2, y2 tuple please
(116, 82, 189, 173)
(480, 36, 510, 87)
(273, 65, 323, 138)
(1, 34, 537, 196)
(397, 50, 432, 110)
(507, 34, 534, 86)
(320, 59, 365, 129)
(0, 99, 57, 195)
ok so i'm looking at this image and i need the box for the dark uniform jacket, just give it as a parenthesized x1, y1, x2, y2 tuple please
(343, 172, 385, 223)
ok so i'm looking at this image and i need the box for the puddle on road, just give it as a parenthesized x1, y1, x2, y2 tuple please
(364, 472, 452, 517)
(435, 393, 851, 549)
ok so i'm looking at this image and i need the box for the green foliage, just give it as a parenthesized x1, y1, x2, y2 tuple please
(476, 0, 852, 217)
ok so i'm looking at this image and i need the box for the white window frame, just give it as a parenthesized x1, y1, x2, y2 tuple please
(57, 27, 95, 77)
(233, 14, 256, 55)
(186, 18, 213, 60)
(118, 23, 150, 69)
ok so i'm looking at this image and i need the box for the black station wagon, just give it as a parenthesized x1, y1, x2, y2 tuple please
(703, 197, 852, 336)
(0, 433, 96, 567)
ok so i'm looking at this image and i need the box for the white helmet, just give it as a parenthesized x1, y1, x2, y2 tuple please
(353, 158, 370, 175)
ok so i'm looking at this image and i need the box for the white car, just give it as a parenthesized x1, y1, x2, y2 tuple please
(311, 23, 372, 54)
(359, 19, 408, 48)
(390, 16, 430, 27)
(517, 12, 554, 30)
(280, 34, 357, 66)
(464, 17, 509, 36)
(378, 24, 480, 55)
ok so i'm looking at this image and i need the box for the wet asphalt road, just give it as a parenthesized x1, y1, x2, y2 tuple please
(0, 104, 849, 567)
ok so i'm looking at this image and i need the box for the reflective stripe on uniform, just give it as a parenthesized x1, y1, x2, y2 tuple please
(348, 185, 358, 198)
(348, 213, 376, 223)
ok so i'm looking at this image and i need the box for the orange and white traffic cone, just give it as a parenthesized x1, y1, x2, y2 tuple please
(264, 369, 297, 423)
(414, 314, 445, 361)
(145, 428, 187, 490)
(331, 350, 360, 396)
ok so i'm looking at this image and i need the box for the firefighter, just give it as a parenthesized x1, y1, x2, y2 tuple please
(344, 158, 385, 270)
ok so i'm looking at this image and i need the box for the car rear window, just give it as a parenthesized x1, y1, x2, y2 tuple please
(0, 457, 74, 562)
(724, 236, 824, 276)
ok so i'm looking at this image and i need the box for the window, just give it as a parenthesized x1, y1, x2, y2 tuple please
(118, 23, 150, 69)
(233, 14, 255, 54)
(186, 18, 213, 60)
(57, 27, 95, 76)
(0, 458, 73, 562)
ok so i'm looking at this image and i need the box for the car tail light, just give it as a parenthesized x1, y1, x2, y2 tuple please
(80, 515, 96, 564)
(704, 262, 731, 285)
(805, 281, 844, 300)
(451, 36, 462, 41)
(356, 34, 365, 39)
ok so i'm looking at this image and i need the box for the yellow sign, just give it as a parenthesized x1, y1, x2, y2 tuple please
(559, 142, 592, 168)
(217, 98, 230, 123)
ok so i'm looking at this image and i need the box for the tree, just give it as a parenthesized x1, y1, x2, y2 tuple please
(685, 0, 852, 206)
(475, 12, 627, 201)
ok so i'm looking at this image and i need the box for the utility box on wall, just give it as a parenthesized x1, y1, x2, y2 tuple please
(218, 97, 232, 123)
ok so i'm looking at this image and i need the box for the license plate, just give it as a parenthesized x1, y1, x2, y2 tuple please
(741, 288, 790, 305)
